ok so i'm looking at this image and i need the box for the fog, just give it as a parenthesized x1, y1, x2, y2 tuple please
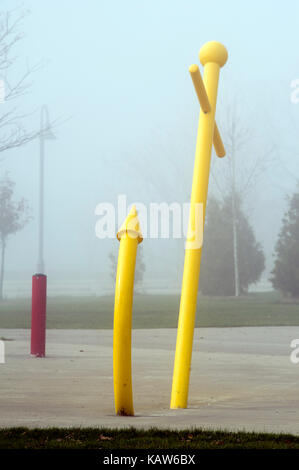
(1, 0, 299, 296)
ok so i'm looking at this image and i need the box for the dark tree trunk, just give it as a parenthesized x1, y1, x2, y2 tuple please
(0, 236, 6, 300)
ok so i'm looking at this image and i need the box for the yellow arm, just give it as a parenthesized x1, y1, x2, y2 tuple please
(189, 64, 225, 158)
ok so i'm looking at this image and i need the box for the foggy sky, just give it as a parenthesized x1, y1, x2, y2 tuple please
(1, 0, 299, 289)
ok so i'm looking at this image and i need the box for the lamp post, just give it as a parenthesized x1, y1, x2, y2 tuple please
(37, 105, 56, 273)
(31, 105, 56, 357)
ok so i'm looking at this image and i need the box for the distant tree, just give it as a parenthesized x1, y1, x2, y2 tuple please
(211, 106, 272, 295)
(108, 243, 146, 290)
(108, 251, 116, 285)
(0, 175, 31, 299)
(0, 7, 47, 154)
(200, 195, 265, 296)
(270, 188, 299, 297)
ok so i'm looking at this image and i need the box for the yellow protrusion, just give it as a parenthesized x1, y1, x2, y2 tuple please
(199, 40, 228, 67)
(171, 41, 228, 409)
(189, 64, 225, 157)
(214, 123, 225, 158)
(117, 205, 143, 243)
(113, 206, 143, 416)
(189, 64, 211, 113)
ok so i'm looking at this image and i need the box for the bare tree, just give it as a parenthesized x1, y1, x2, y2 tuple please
(0, 174, 31, 299)
(210, 106, 273, 296)
(0, 7, 48, 154)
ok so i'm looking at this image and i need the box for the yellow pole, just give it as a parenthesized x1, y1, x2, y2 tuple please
(170, 41, 228, 409)
(113, 205, 142, 416)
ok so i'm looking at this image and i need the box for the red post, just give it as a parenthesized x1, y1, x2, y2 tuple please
(31, 274, 47, 357)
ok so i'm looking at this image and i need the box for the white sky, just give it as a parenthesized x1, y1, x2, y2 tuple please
(1, 0, 299, 285)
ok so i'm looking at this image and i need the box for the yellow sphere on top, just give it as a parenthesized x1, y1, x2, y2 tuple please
(199, 41, 228, 67)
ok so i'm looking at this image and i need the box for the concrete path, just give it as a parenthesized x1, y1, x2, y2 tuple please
(1, 327, 299, 434)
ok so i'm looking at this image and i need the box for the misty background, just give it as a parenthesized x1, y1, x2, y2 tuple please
(1, 0, 299, 297)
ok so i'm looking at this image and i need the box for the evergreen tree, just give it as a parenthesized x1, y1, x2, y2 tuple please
(200, 195, 265, 296)
(270, 189, 299, 297)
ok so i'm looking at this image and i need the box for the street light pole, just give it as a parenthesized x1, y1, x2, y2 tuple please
(36, 105, 55, 273)
(37, 122, 45, 273)
(31, 105, 55, 357)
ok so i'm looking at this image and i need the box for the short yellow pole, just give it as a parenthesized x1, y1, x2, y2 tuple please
(170, 41, 228, 409)
(113, 205, 142, 416)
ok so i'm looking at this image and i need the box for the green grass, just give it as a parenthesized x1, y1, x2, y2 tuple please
(0, 291, 298, 329)
(1, 427, 299, 449)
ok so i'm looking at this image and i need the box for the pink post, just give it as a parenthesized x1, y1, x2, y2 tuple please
(31, 274, 47, 357)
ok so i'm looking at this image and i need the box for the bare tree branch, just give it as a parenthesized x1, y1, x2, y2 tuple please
(0, 7, 50, 155)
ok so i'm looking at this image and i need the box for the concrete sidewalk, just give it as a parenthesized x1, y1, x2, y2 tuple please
(0, 327, 299, 434)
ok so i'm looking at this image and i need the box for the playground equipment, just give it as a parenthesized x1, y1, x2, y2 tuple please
(112, 41, 227, 415)
(170, 41, 228, 409)
(113, 205, 143, 415)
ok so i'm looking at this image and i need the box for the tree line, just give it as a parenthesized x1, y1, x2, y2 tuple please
(200, 186, 299, 298)
(108, 185, 299, 299)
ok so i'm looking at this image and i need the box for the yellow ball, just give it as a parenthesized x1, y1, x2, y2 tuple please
(199, 41, 228, 67)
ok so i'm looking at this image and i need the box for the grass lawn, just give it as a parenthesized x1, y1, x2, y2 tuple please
(1, 427, 299, 449)
(0, 291, 298, 329)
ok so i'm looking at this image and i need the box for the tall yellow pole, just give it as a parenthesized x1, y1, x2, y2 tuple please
(113, 205, 142, 416)
(170, 41, 228, 409)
